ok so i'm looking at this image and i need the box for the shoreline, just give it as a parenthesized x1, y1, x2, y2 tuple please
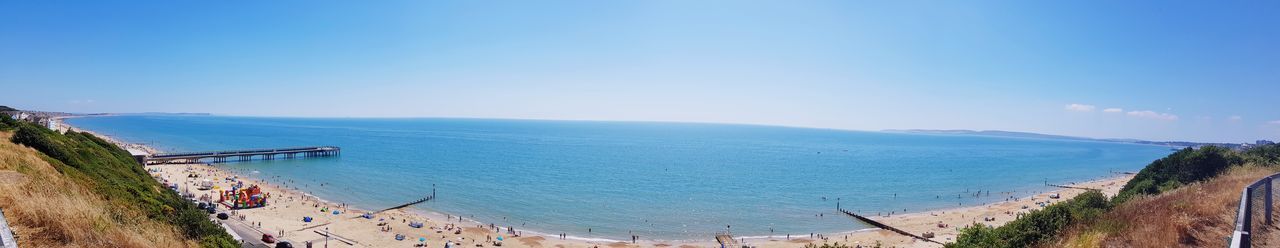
(65, 122, 1136, 247)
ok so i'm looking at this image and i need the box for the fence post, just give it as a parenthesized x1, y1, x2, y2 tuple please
(1245, 188, 1253, 239)
(1267, 178, 1274, 226)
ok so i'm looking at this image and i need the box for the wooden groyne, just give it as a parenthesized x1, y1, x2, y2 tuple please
(143, 146, 340, 164)
(313, 230, 358, 246)
(837, 206, 943, 245)
(372, 185, 436, 215)
(372, 195, 435, 215)
(1046, 183, 1099, 191)
(715, 232, 739, 248)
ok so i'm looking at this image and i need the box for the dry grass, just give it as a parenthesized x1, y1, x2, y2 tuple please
(0, 132, 197, 248)
(1051, 165, 1279, 248)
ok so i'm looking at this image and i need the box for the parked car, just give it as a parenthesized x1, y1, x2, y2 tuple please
(216, 212, 229, 220)
(275, 241, 293, 248)
(262, 234, 277, 244)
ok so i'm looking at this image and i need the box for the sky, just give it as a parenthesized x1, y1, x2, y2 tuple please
(2, 1, 1278, 143)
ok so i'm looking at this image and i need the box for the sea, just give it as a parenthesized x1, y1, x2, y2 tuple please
(65, 115, 1172, 241)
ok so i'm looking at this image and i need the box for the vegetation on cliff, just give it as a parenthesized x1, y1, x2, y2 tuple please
(949, 143, 1280, 248)
(0, 117, 236, 247)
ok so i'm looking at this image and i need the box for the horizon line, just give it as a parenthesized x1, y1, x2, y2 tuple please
(65, 112, 1254, 144)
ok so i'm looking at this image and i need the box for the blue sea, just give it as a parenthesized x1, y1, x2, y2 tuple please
(66, 115, 1171, 241)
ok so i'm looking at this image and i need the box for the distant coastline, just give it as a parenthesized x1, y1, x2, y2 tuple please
(883, 128, 1257, 150)
(4, 104, 1252, 150)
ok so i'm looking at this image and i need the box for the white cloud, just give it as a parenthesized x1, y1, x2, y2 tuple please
(1064, 103, 1096, 112)
(1127, 110, 1179, 121)
(1228, 115, 1243, 122)
(1269, 120, 1280, 125)
(1102, 108, 1123, 113)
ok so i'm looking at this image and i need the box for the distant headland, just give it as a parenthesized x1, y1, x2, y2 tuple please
(882, 129, 1270, 150)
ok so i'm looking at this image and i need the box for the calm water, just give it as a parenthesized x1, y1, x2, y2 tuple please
(67, 115, 1170, 241)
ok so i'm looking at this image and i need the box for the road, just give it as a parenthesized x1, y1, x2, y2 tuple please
(215, 212, 291, 248)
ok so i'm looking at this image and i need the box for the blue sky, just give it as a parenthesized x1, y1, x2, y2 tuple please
(2, 1, 1278, 142)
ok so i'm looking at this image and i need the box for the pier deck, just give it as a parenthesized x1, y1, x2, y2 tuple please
(143, 146, 340, 164)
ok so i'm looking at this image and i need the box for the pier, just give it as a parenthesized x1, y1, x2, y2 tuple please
(142, 146, 340, 164)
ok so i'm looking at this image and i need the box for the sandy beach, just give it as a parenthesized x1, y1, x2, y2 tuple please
(72, 122, 1133, 248)
(147, 162, 1131, 248)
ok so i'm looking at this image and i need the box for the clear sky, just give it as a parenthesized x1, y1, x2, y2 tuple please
(2, 1, 1278, 142)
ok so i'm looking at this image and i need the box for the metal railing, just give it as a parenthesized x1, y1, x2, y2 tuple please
(1, 208, 17, 248)
(1229, 173, 1280, 248)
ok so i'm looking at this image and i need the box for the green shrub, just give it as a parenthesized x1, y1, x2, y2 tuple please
(950, 144, 1279, 247)
(946, 190, 1110, 248)
(0, 114, 14, 130)
(1113, 146, 1243, 203)
(1245, 144, 1280, 165)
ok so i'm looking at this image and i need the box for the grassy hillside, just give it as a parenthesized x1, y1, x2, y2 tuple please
(1113, 146, 1244, 204)
(0, 116, 237, 247)
(948, 144, 1280, 248)
(1052, 165, 1277, 247)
